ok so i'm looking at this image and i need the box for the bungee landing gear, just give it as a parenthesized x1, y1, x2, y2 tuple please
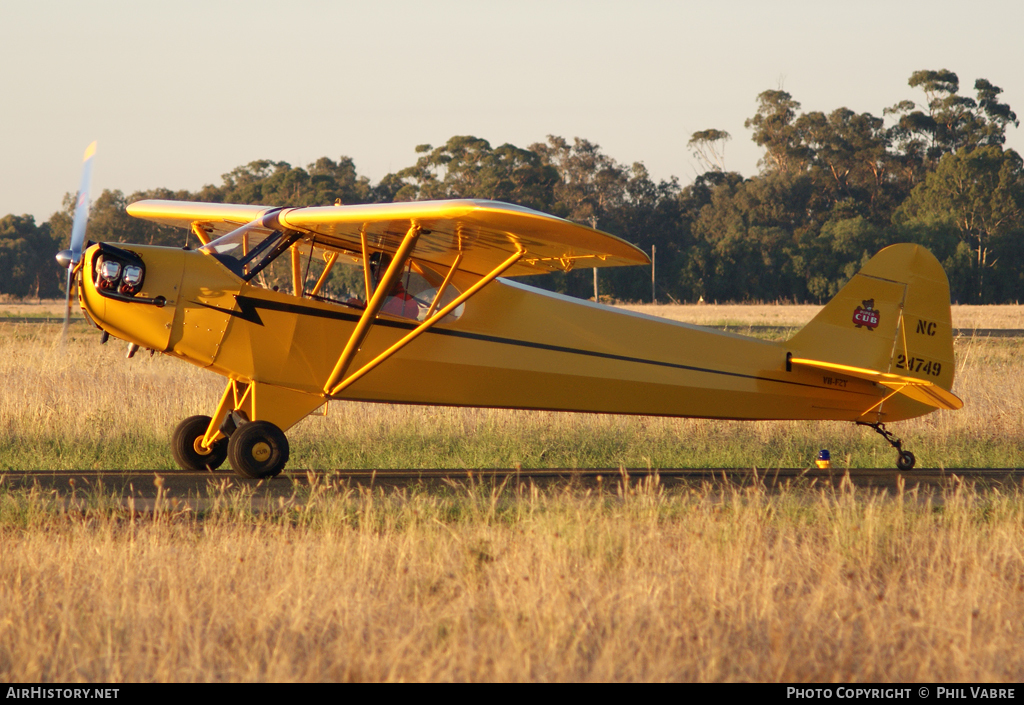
(170, 413, 289, 479)
(857, 421, 916, 471)
(168, 380, 318, 479)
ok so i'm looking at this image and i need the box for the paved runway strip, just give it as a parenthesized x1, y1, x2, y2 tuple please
(4, 468, 1022, 508)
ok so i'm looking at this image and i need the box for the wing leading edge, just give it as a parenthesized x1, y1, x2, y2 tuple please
(126, 199, 650, 277)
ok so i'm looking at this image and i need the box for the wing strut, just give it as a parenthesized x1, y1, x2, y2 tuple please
(425, 251, 463, 319)
(190, 222, 212, 245)
(325, 247, 525, 398)
(322, 224, 423, 394)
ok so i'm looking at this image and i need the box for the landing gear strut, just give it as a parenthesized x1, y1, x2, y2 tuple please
(172, 379, 313, 478)
(857, 421, 916, 471)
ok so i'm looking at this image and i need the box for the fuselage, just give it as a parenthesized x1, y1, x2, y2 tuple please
(78, 241, 928, 429)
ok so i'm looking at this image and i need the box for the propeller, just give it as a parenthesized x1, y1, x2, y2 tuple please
(56, 141, 97, 343)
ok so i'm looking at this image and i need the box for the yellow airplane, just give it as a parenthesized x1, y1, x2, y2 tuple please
(57, 145, 962, 478)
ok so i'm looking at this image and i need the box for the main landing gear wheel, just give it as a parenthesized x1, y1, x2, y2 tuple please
(227, 420, 290, 479)
(171, 415, 228, 472)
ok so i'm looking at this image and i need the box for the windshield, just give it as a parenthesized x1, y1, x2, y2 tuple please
(199, 222, 289, 279)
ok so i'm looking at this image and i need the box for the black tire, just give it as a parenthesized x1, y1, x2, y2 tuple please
(896, 450, 916, 471)
(171, 415, 228, 472)
(227, 420, 289, 479)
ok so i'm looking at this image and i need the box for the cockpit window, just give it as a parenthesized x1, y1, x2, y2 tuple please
(203, 230, 464, 322)
(301, 245, 464, 321)
(379, 264, 464, 321)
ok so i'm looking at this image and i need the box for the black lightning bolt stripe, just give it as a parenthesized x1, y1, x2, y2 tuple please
(196, 296, 267, 325)
(193, 295, 875, 396)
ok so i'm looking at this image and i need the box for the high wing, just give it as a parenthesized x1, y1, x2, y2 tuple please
(126, 201, 269, 240)
(126, 199, 650, 277)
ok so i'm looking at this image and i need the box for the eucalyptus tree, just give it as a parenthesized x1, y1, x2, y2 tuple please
(200, 157, 374, 207)
(894, 145, 1024, 302)
(884, 70, 1019, 169)
(688, 129, 731, 173)
(794, 108, 897, 220)
(744, 90, 811, 175)
(0, 214, 61, 298)
(392, 136, 558, 209)
(529, 135, 628, 225)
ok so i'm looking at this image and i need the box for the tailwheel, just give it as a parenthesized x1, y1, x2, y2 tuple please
(897, 450, 916, 471)
(857, 422, 917, 471)
(227, 420, 290, 479)
(171, 415, 228, 472)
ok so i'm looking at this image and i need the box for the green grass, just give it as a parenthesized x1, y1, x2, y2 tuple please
(3, 412, 1022, 471)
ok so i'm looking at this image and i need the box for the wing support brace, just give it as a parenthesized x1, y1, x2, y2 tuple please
(190, 222, 212, 245)
(323, 245, 525, 398)
(322, 224, 423, 394)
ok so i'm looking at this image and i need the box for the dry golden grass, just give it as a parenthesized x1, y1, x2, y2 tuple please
(616, 303, 1024, 330)
(1, 478, 1023, 682)
(0, 299, 72, 316)
(7, 299, 1024, 329)
(616, 303, 824, 328)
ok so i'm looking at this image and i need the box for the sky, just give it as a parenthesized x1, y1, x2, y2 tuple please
(2, 0, 1023, 224)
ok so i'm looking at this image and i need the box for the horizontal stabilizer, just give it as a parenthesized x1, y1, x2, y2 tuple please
(790, 357, 963, 411)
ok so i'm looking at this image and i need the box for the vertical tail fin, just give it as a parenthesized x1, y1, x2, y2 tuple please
(787, 244, 958, 412)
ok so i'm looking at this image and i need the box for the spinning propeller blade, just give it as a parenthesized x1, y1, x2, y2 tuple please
(59, 141, 96, 342)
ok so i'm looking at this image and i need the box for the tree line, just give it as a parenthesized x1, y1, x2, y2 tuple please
(3, 68, 1022, 304)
